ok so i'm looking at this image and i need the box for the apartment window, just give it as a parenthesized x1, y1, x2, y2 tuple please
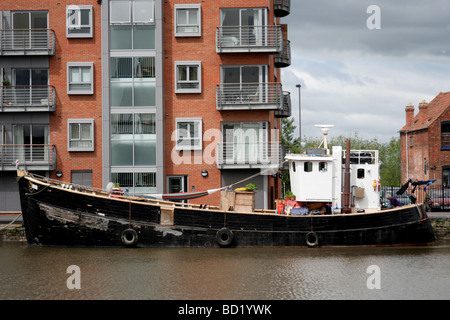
(66, 5, 93, 38)
(175, 62, 201, 93)
(111, 113, 156, 166)
(68, 119, 94, 151)
(174, 4, 201, 37)
(110, 0, 155, 50)
(443, 166, 450, 187)
(110, 56, 156, 107)
(441, 122, 450, 150)
(176, 118, 202, 150)
(67, 62, 94, 94)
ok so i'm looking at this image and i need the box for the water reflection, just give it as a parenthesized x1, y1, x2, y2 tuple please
(0, 243, 449, 300)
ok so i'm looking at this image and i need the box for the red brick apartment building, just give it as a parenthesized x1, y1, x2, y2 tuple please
(0, 0, 103, 211)
(1, 0, 291, 211)
(163, 0, 291, 208)
(399, 92, 450, 187)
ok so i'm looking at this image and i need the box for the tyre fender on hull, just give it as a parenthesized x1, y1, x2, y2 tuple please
(216, 227, 234, 247)
(305, 232, 319, 247)
(121, 228, 138, 247)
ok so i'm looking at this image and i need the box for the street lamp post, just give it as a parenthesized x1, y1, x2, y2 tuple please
(296, 84, 301, 153)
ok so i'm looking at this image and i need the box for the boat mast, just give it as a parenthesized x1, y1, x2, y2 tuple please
(342, 138, 352, 213)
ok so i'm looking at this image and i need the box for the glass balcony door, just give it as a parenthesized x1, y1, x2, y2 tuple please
(222, 122, 268, 165)
(12, 11, 48, 50)
(13, 125, 49, 163)
(12, 69, 48, 105)
(221, 65, 266, 104)
(220, 8, 266, 47)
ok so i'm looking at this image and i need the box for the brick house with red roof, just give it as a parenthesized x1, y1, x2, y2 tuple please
(399, 91, 450, 187)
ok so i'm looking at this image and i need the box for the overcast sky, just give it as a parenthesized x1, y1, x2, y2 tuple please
(281, 0, 450, 143)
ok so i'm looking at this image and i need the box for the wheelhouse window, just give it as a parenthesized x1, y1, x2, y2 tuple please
(68, 119, 94, 151)
(304, 162, 313, 172)
(66, 5, 93, 38)
(174, 4, 201, 37)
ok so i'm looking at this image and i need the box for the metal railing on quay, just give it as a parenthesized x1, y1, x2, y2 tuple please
(381, 184, 450, 211)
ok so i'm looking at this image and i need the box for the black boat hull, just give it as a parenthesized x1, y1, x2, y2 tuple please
(18, 174, 436, 247)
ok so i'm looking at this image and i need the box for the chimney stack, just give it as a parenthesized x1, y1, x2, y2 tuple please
(418, 99, 428, 117)
(405, 102, 415, 127)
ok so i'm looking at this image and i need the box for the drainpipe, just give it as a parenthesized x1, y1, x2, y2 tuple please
(405, 132, 409, 181)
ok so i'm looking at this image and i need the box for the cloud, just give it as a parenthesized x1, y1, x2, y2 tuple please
(281, 0, 450, 142)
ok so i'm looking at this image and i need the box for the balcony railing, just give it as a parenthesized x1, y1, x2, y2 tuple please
(217, 142, 284, 169)
(0, 144, 56, 171)
(274, 0, 291, 17)
(1, 85, 56, 112)
(216, 25, 282, 53)
(0, 29, 55, 55)
(217, 83, 283, 110)
(275, 91, 292, 118)
(274, 39, 291, 68)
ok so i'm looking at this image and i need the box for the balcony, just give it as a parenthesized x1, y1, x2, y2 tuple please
(275, 91, 292, 118)
(0, 29, 55, 56)
(1, 86, 56, 112)
(216, 83, 283, 111)
(274, 0, 291, 17)
(274, 40, 291, 68)
(217, 142, 283, 169)
(0, 144, 56, 171)
(216, 25, 282, 53)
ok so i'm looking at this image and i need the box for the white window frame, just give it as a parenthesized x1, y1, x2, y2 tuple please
(66, 5, 93, 38)
(175, 118, 202, 151)
(67, 62, 94, 95)
(175, 61, 201, 93)
(68, 119, 94, 152)
(174, 4, 201, 37)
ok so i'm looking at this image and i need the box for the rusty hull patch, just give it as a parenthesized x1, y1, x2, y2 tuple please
(39, 202, 109, 231)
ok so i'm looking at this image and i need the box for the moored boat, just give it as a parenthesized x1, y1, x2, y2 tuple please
(16, 126, 435, 248)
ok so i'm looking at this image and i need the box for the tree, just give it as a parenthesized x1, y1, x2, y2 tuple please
(379, 137, 401, 186)
(281, 117, 300, 154)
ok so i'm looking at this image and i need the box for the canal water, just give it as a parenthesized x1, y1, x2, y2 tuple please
(1, 242, 449, 300)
